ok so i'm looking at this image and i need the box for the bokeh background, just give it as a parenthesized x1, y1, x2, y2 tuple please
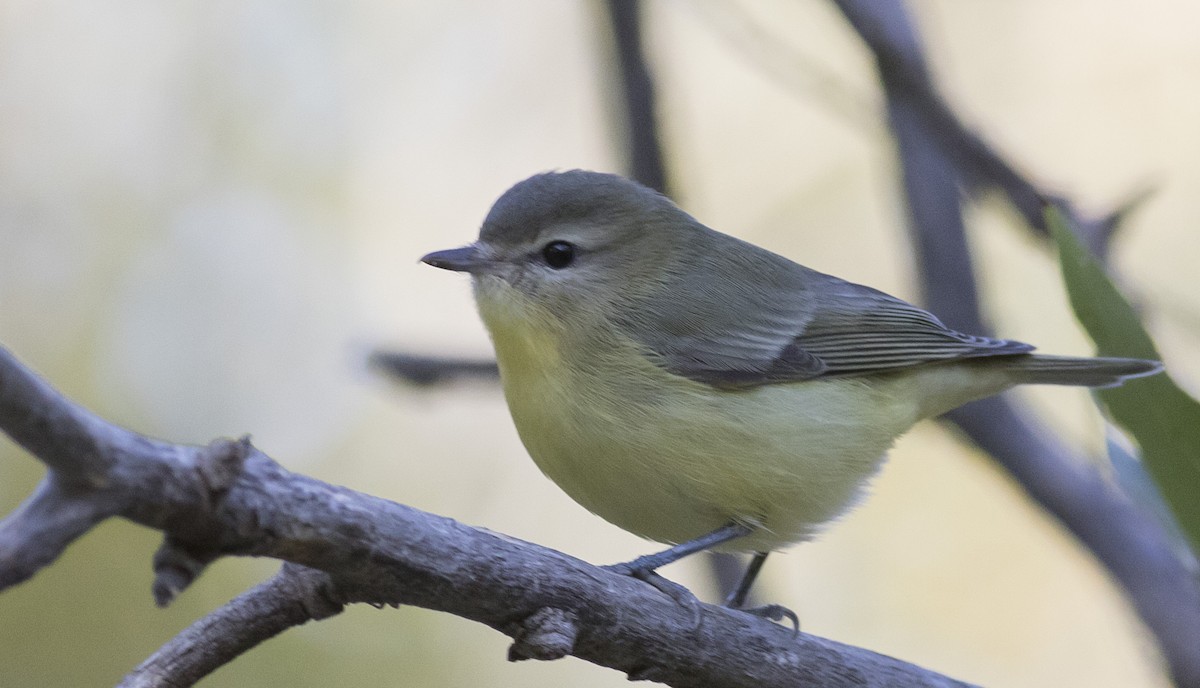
(2, 1, 1198, 686)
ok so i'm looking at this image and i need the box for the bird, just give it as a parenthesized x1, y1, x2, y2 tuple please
(421, 169, 1161, 619)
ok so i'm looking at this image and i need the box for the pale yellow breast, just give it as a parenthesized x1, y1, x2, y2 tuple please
(478, 287, 926, 552)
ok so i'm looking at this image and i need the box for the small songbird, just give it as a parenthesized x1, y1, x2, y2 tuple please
(421, 170, 1161, 617)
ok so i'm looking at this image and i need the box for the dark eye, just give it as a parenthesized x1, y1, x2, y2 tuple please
(541, 241, 576, 269)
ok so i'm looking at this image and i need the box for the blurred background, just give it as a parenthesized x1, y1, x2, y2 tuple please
(1, 0, 1197, 686)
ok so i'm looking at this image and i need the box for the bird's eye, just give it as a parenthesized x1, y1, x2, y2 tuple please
(541, 241, 576, 269)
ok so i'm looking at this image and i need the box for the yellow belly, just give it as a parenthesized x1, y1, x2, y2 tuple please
(487, 310, 923, 552)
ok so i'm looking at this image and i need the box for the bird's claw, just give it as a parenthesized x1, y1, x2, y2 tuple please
(733, 603, 800, 633)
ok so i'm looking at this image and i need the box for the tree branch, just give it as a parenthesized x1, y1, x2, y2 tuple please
(831, 0, 1123, 260)
(830, 2, 1200, 685)
(119, 564, 347, 688)
(0, 345, 976, 687)
(0, 476, 117, 588)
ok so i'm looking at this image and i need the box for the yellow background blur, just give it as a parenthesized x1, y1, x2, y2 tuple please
(1, 1, 1197, 686)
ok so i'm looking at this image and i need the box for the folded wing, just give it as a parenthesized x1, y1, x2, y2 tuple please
(627, 255, 1032, 389)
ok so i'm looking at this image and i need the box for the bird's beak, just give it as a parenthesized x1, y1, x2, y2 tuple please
(421, 244, 485, 273)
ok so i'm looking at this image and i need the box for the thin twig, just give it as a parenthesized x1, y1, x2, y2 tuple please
(687, 2, 880, 133)
(119, 564, 347, 688)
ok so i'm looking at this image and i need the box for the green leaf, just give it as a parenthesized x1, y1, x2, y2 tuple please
(1049, 206, 1200, 555)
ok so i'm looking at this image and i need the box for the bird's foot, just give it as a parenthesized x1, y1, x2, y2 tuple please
(604, 561, 701, 628)
(601, 523, 755, 630)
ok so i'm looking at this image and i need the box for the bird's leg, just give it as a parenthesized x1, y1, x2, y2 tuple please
(723, 551, 799, 631)
(724, 551, 769, 609)
(607, 522, 753, 577)
(604, 521, 752, 622)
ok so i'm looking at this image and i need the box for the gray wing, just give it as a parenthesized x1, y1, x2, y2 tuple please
(784, 285, 1033, 378)
(621, 233, 1032, 389)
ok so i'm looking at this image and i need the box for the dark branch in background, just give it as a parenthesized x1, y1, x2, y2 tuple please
(368, 351, 498, 387)
(830, 1, 1200, 686)
(830, 0, 1128, 262)
(603, 0, 669, 196)
(0, 346, 977, 688)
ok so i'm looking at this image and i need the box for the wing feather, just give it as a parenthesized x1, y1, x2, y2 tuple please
(617, 225, 1032, 389)
(755, 290, 1031, 383)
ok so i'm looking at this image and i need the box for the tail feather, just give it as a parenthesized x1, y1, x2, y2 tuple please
(999, 354, 1163, 388)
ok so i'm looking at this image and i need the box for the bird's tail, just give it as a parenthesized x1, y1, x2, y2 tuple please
(996, 354, 1163, 388)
